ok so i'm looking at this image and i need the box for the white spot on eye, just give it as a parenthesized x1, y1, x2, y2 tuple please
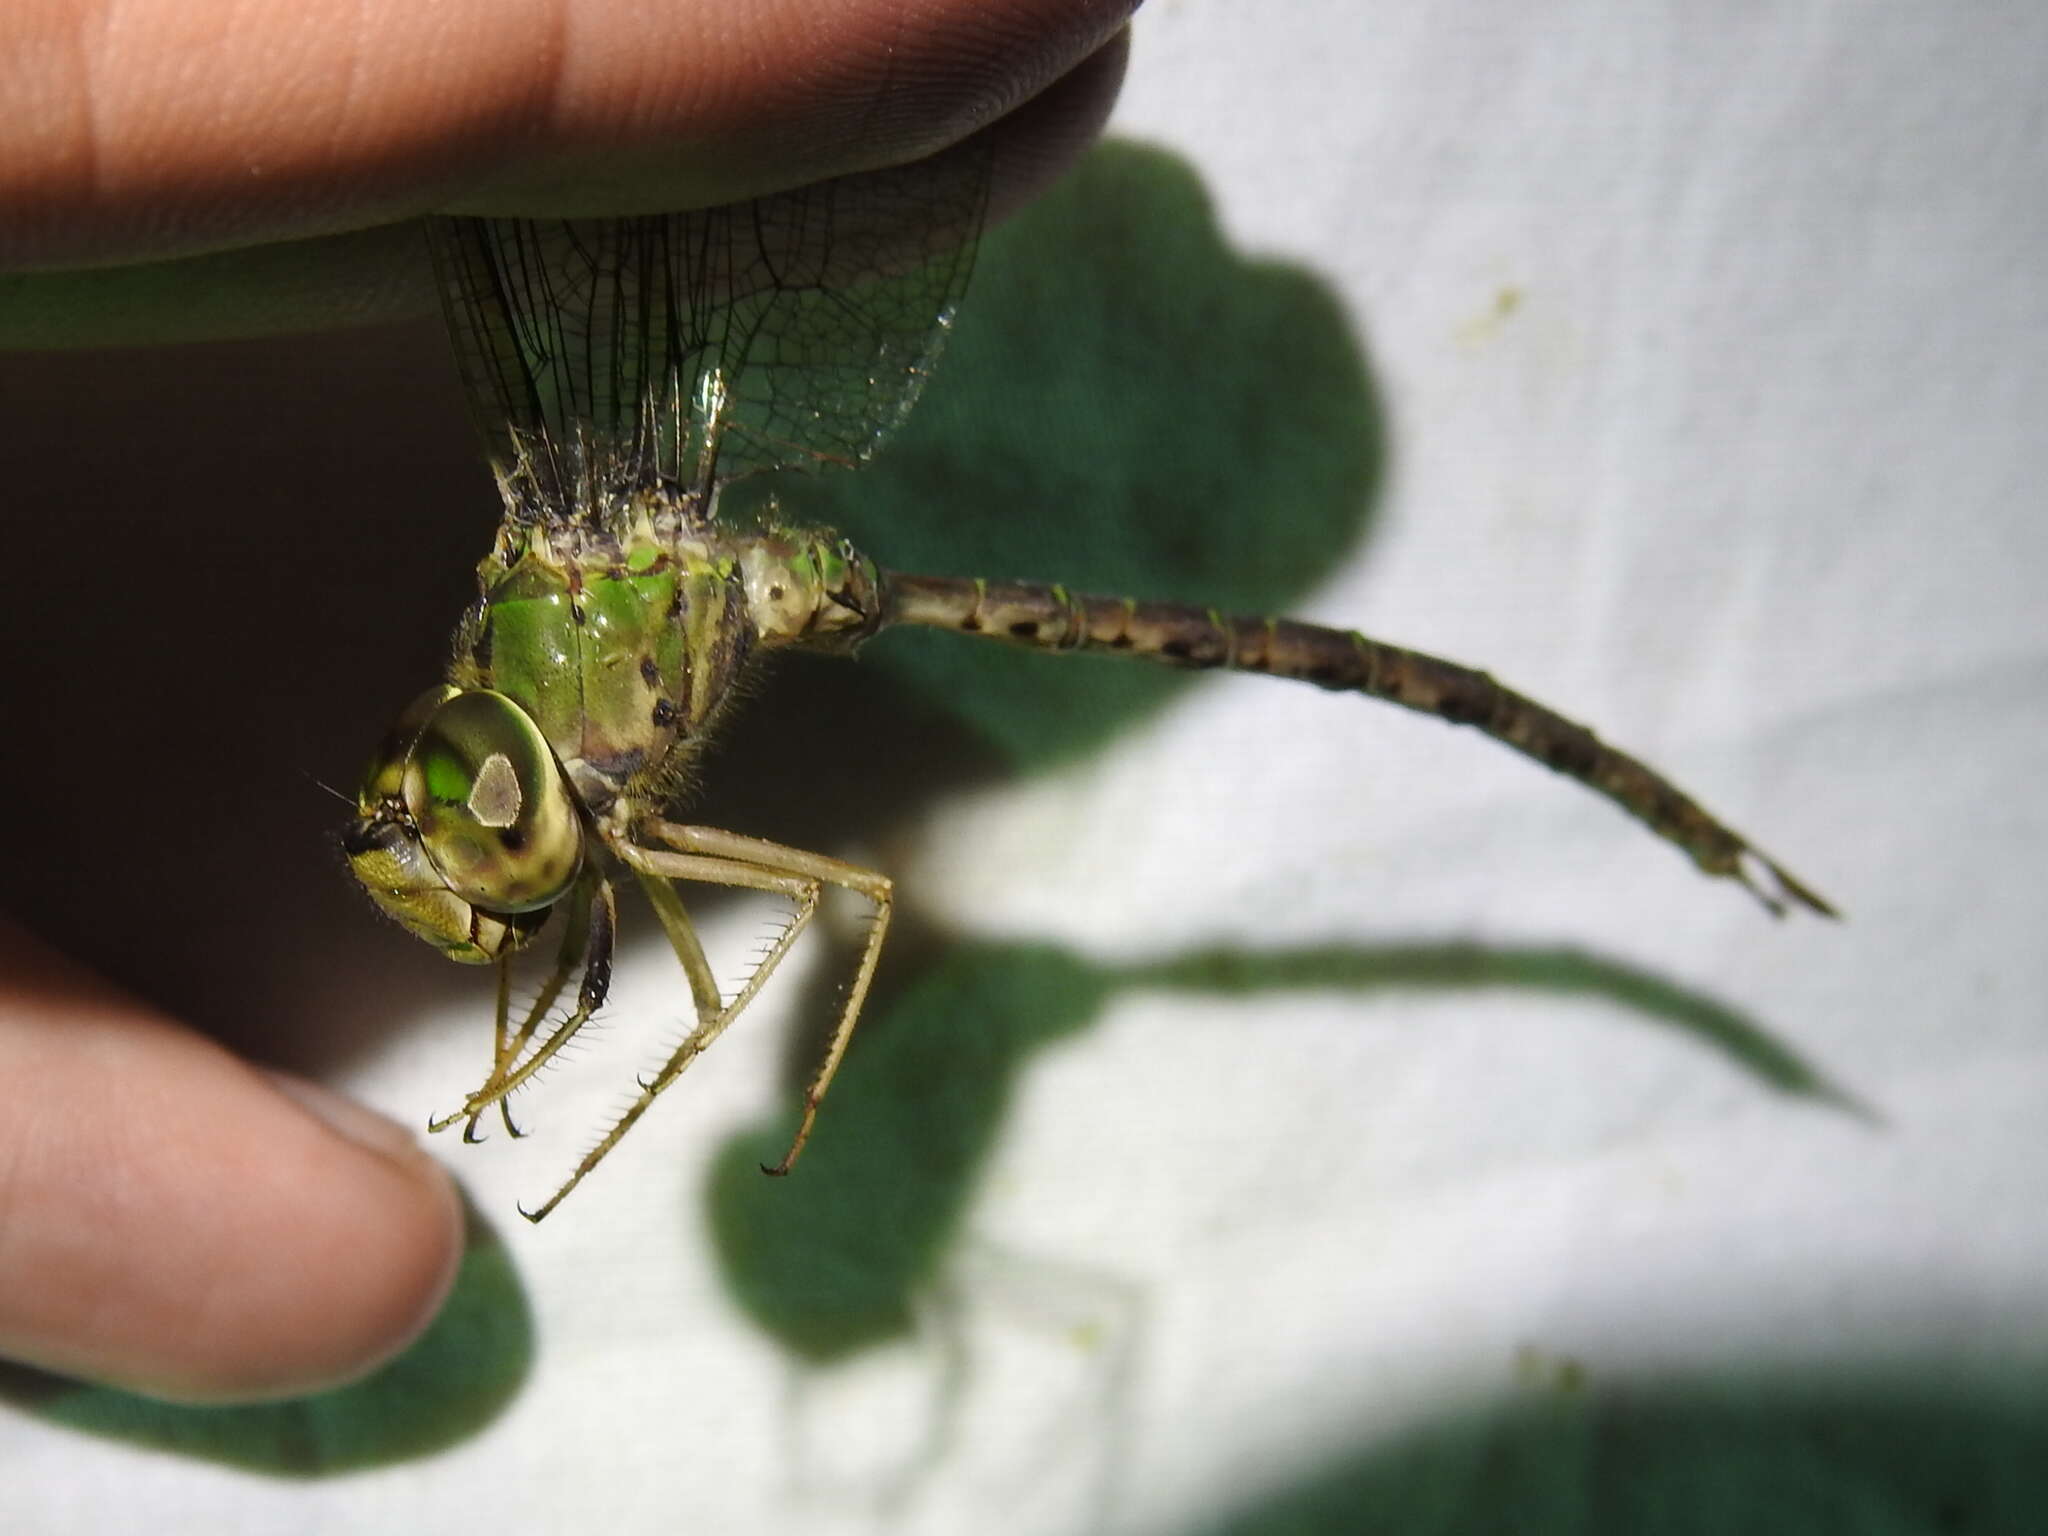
(468, 752, 525, 828)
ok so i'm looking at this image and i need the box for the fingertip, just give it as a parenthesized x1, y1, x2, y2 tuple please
(115, 1067, 467, 1404)
(982, 20, 1130, 225)
(5, 0, 1136, 267)
(0, 930, 465, 1403)
(194, 1071, 471, 1403)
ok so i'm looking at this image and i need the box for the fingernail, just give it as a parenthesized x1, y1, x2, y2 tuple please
(264, 1071, 423, 1162)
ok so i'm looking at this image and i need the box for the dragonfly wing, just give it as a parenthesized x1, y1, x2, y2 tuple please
(426, 146, 988, 515)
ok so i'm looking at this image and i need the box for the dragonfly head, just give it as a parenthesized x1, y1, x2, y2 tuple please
(343, 686, 584, 963)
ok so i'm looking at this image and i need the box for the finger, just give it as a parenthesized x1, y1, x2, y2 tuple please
(0, 29, 1128, 348)
(4, 0, 1137, 270)
(0, 922, 463, 1403)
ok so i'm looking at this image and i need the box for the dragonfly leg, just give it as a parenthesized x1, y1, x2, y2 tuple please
(454, 954, 544, 1141)
(517, 843, 823, 1221)
(636, 867, 725, 1024)
(516, 825, 891, 1221)
(475, 877, 595, 1139)
(430, 873, 618, 1134)
(643, 822, 894, 1178)
(475, 960, 523, 1140)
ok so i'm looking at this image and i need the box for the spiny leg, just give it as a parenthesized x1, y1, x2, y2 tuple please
(517, 824, 892, 1221)
(485, 960, 525, 1139)
(462, 948, 563, 1141)
(518, 844, 826, 1221)
(640, 862, 726, 1025)
(628, 863, 819, 1072)
(431, 873, 618, 1133)
(477, 877, 594, 1139)
(645, 821, 894, 1178)
(445, 874, 616, 1125)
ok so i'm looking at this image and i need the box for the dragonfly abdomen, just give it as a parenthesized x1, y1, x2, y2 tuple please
(875, 571, 1833, 918)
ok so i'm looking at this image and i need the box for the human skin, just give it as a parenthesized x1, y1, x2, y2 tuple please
(0, 0, 1130, 1402)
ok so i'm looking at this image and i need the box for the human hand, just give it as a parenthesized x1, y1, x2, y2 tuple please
(1, 0, 1129, 341)
(0, 0, 1128, 1401)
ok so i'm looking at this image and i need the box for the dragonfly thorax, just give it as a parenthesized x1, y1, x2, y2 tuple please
(457, 498, 757, 803)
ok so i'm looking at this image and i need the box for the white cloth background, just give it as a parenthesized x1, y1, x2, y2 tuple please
(10, 2, 2045, 1531)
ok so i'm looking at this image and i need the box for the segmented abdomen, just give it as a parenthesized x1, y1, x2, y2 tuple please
(878, 572, 1832, 917)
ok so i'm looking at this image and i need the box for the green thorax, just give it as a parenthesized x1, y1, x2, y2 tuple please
(452, 489, 884, 814)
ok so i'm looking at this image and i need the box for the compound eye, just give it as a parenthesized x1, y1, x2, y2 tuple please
(401, 690, 582, 912)
(357, 684, 460, 807)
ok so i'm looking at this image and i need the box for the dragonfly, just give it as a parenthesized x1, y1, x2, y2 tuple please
(344, 145, 1833, 1221)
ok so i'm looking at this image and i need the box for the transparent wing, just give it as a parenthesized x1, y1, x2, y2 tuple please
(429, 145, 988, 518)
